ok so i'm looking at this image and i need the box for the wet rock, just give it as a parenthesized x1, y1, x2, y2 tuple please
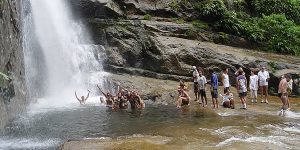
(69, 0, 125, 19)
(0, 0, 26, 131)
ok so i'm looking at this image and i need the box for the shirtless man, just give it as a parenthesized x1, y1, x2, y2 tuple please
(97, 84, 114, 107)
(75, 90, 90, 105)
(176, 88, 191, 108)
(128, 91, 145, 110)
(117, 88, 129, 109)
(278, 74, 292, 116)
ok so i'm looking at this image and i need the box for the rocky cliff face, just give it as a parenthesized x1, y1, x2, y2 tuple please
(68, 0, 300, 95)
(0, 0, 26, 132)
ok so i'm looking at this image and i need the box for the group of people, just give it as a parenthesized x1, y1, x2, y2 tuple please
(75, 84, 145, 110)
(176, 66, 293, 115)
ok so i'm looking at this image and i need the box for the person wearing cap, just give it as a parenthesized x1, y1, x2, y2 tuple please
(192, 66, 199, 102)
(258, 66, 270, 103)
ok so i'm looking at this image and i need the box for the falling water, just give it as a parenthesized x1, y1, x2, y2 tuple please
(22, 0, 106, 108)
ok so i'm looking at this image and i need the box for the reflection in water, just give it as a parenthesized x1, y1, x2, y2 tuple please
(0, 103, 299, 149)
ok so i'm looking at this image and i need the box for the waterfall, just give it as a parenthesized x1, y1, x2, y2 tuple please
(21, 0, 105, 108)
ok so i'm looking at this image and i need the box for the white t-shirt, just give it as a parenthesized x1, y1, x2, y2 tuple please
(198, 76, 207, 90)
(288, 79, 293, 90)
(258, 71, 270, 86)
(193, 70, 199, 82)
(222, 73, 230, 88)
(249, 75, 258, 90)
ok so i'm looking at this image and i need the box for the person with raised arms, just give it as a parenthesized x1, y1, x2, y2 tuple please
(192, 66, 199, 101)
(75, 90, 90, 105)
(97, 84, 115, 107)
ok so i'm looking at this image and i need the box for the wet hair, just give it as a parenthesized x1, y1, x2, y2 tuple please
(238, 70, 244, 75)
(285, 74, 292, 79)
(223, 68, 228, 72)
(209, 68, 214, 73)
(198, 67, 204, 74)
(179, 80, 185, 86)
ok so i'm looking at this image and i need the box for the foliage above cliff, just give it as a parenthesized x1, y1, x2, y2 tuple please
(169, 0, 300, 56)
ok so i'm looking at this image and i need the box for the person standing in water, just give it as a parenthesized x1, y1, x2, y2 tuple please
(192, 66, 199, 101)
(75, 90, 90, 105)
(221, 68, 230, 94)
(258, 66, 270, 103)
(97, 84, 115, 107)
(249, 70, 259, 103)
(278, 74, 292, 116)
(197, 67, 207, 107)
(287, 76, 293, 110)
(210, 69, 219, 109)
(128, 91, 145, 110)
(237, 70, 247, 109)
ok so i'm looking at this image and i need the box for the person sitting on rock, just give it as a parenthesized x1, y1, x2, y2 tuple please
(176, 87, 191, 108)
(97, 84, 114, 107)
(75, 90, 90, 105)
(220, 90, 235, 109)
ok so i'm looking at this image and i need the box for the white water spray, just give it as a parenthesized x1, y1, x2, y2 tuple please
(22, 0, 107, 109)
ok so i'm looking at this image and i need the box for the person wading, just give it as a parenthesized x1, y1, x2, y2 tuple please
(75, 90, 90, 105)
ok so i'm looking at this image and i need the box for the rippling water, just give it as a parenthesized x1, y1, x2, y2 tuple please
(1, 98, 300, 150)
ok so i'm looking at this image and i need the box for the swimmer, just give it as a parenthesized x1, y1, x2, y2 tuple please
(75, 90, 90, 105)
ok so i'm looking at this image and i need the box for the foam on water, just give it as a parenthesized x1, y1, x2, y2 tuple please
(284, 111, 300, 119)
(284, 126, 300, 134)
(216, 136, 292, 148)
(0, 138, 60, 150)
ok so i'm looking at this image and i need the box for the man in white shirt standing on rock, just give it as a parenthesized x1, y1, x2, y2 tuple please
(249, 70, 259, 103)
(192, 66, 199, 101)
(221, 68, 230, 94)
(258, 66, 270, 104)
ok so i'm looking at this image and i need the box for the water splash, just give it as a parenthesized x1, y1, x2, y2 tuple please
(21, 0, 106, 109)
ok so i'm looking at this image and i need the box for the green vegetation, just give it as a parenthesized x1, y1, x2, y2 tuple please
(169, 0, 180, 11)
(0, 72, 11, 86)
(175, 18, 185, 24)
(143, 14, 152, 20)
(192, 20, 209, 30)
(169, 0, 300, 56)
(268, 61, 278, 73)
